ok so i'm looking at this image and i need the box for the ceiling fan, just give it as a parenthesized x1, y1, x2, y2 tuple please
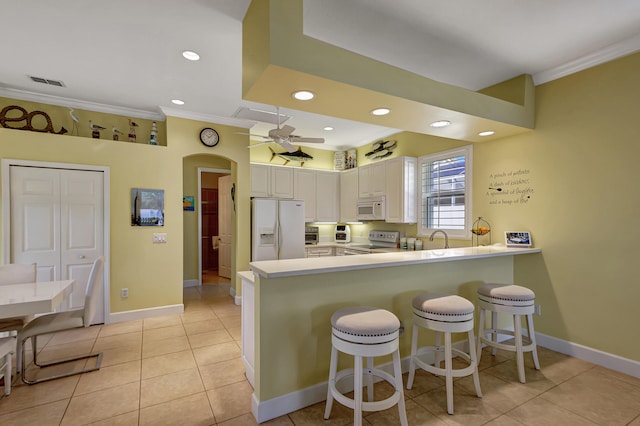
(246, 107, 324, 152)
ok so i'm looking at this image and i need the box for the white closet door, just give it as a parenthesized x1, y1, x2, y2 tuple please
(10, 166, 104, 321)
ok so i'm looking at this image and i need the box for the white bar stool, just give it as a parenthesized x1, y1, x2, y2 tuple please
(0, 337, 15, 396)
(324, 306, 408, 426)
(476, 283, 541, 383)
(407, 293, 482, 415)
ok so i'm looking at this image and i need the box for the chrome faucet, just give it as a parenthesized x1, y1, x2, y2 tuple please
(429, 230, 449, 249)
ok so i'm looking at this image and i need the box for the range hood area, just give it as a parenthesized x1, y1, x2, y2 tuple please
(242, 0, 535, 144)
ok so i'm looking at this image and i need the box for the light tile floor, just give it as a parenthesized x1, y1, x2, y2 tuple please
(1, 279, 640, 425)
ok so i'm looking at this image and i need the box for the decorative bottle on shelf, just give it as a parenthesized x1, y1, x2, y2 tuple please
(472, 216, 491, 246)
(149, 121, 158, 145)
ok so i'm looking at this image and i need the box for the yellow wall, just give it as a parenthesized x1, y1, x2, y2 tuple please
(1, 107, 251, 314)
(476, 52, 640, 361)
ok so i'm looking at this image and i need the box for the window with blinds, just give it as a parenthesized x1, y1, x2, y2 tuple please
(418, 146, 472, 238)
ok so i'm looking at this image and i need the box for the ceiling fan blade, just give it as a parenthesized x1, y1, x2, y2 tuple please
(270, 124, 295, 138)
(247, 141, 273, 148)
(278, 140, 296, 152)
(235, 131, 272, 139)
(290, 137, 324, 144)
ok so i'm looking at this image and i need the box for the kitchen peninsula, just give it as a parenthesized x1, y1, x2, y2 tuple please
(243, 245, 541, 422)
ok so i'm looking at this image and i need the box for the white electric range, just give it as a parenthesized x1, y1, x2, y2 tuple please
(343, 230, 401, 255)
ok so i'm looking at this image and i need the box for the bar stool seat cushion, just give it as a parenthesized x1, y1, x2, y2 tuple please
(331, 306, 399, 338)
(478, 284, 535, 304)
(412, 293, 474, 322)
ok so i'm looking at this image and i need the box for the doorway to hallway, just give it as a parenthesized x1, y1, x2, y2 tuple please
(199, 168, 231, 285)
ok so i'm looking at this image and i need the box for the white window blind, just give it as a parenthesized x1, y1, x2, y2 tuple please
(418, 146, 472, 238)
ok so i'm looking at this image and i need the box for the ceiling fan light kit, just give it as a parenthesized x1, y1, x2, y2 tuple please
(246, 106, 325, 153)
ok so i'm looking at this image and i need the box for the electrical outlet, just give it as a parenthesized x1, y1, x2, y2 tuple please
(121, 288, 129, 298)
(153, 233, 167, 243)
(534, 304, 541, 315)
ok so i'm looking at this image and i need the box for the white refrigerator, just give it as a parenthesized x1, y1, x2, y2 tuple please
(251, 198, 306, 261)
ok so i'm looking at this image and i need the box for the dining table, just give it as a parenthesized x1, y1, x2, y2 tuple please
(0, 280, 75, 319)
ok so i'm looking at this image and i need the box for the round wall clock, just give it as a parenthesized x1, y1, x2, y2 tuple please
(199, 127, 219, 147)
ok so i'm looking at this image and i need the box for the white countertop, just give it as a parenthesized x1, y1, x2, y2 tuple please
(250, 246, 541, 278)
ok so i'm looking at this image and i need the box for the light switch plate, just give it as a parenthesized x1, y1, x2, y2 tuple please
(153, 233, 167, 243)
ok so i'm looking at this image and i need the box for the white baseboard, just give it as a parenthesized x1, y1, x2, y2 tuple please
(535, 332, 640, 379)
(108, 304, 184, 324)
(252, 344, 455, 423)
(183, 279, 199, 288)
(251, 333, 640, 423)
(230, 286, 241, 305)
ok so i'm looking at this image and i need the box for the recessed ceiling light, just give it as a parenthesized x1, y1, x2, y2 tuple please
(292, 90, 315, 100)
(430, 120, 451, 128)
(478, 130, 495, 137)
(171, 99, 185, 105)
(371, 108, 391, 116)
(324, 126, 334, 131)
(182, 50, 200, 61)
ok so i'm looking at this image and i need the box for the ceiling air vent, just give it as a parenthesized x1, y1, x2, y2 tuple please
(28, 75, 66, 87)
(232, 106, 289, 125)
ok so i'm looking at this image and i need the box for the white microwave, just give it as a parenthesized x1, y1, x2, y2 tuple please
(356, 196, 385, 220)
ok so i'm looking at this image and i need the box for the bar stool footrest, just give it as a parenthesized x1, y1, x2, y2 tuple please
(329, 367, 403, 413)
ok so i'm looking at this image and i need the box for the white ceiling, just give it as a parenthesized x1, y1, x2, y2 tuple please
(1, 0, 639, 150)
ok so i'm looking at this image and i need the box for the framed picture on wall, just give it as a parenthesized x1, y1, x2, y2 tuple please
(505, 231, 532, 247)
(132, 188, 164, 226)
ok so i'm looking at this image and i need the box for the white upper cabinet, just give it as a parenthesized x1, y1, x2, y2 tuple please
(315, 171, 340, 222)
(385, 156, 417, 223)
(293, 169, 340, 222)
(340, 168, 358, 222)
(250, 163, 294, 198)
(358, 162, 386, 198)
(293, 168, 317, 222)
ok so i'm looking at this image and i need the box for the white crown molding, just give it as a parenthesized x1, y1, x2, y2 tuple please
(534, 33, 640, 86)
(159, 106, 254, 129)
(0, 87, 165, 121)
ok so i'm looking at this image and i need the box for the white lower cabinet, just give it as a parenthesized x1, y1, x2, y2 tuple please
(305, 246, 334, 257)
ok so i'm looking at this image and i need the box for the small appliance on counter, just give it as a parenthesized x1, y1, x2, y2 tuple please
(305, 226, 319, 245)
(335, 225, 351, 243)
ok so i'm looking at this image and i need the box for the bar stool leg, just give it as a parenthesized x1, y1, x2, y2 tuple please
(490, 311, 498, 356)
(527, 313, 541, 370)
(354, 355, 363, 426)
(434, 331, 442, 368)
(444, 332, 454, 414)
(467, 330, 482, 398)
(514, 314, 526, 383)
(407, 323, 419, 389)
(477, 307, 486, 362)
(392, 349, 409, 426)
(324, 345, 338, 419)
(366, 357, 374, 402)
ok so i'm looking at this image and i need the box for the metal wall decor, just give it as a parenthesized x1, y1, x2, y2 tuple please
(365, 139, 397, 160)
